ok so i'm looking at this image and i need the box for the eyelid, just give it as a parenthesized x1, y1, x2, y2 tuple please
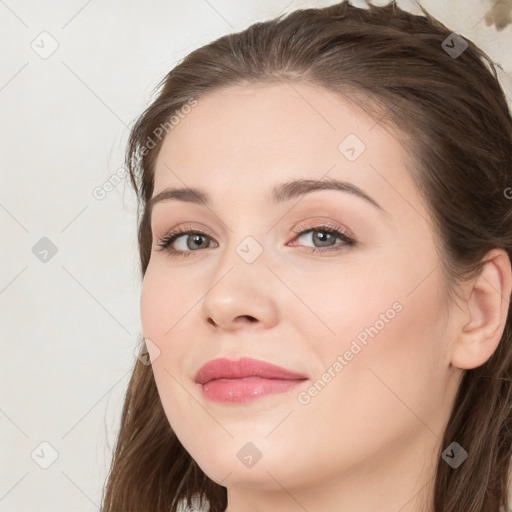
(153, 222, 216, 241)
(291, 218, 354, 240)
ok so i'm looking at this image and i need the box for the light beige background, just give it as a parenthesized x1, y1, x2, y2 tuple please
(0, 1, 511, 511)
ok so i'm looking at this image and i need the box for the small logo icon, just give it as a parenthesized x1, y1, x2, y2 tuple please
(134, 338, 160, 365)
(31, 441, 59, 469)
(30, 31, 59, 59)
(441, 441, 468, 468)
(338, 133, 366, 161)
(236, 442, 263, 468)
(32, 237, 58, 263)
(236, 236, 263, 264)
(442, 33, 468, 59)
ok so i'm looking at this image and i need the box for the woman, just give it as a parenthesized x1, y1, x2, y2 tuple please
(100, 1, 512, 511)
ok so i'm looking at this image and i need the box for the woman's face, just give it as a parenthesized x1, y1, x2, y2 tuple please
(140, 82, 463, 507)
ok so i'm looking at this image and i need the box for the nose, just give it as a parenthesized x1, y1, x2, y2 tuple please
(201, 257, 280, 332)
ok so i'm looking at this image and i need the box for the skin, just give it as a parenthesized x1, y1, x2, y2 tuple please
(140, 81, 512, 512)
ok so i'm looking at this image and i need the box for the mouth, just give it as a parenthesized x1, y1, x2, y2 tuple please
(194, 357, 309, 404)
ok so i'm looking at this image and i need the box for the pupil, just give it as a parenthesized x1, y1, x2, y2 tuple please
(315, 231, 333, 247)
(190, 234, 206, 249)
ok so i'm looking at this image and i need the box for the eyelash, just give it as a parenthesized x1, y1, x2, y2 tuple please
(155, 222, 356, 258)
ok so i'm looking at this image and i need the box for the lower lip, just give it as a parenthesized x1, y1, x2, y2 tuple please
(200, 377, 306, 403)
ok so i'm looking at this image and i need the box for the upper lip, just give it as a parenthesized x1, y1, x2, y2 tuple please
(194, 357, 308, 385)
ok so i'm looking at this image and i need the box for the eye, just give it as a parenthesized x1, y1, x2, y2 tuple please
(155, 224, 216, 258)
(289, 222, 356, 254)
(154, 222, 356, 258)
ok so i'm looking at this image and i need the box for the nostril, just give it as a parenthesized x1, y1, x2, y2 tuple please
(207, 315, 257, 327)
(237, 315, 257, 324)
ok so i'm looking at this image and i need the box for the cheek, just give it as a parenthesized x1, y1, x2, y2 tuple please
(139, 263, 204, 399)
(139, 269, 198, 443)
(282, 278, 448, 478)
(308, 262, 449, 436)
(139, 267, 189, 381)
(297, 238, 448, 398)
(140, 262, 196, 339)
(288, 259, 400, 355)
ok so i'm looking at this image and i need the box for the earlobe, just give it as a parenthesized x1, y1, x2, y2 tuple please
(450, 249, 512, 370)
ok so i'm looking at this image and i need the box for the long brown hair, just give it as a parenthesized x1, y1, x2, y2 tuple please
(100, 1, 512, 511)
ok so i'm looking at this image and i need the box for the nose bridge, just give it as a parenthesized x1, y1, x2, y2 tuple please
(217, 208, 272, 269)
(209, 230, 267, 298)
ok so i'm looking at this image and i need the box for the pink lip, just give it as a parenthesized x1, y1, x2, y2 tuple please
(195, 357, 308, 403)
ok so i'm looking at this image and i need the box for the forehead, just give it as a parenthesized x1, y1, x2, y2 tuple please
(152, 81, 426, 219)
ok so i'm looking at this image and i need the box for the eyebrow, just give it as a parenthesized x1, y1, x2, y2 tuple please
(147, 178, 385, 214)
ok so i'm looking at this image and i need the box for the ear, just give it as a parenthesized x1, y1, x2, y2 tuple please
(450, 248, 512, 370)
